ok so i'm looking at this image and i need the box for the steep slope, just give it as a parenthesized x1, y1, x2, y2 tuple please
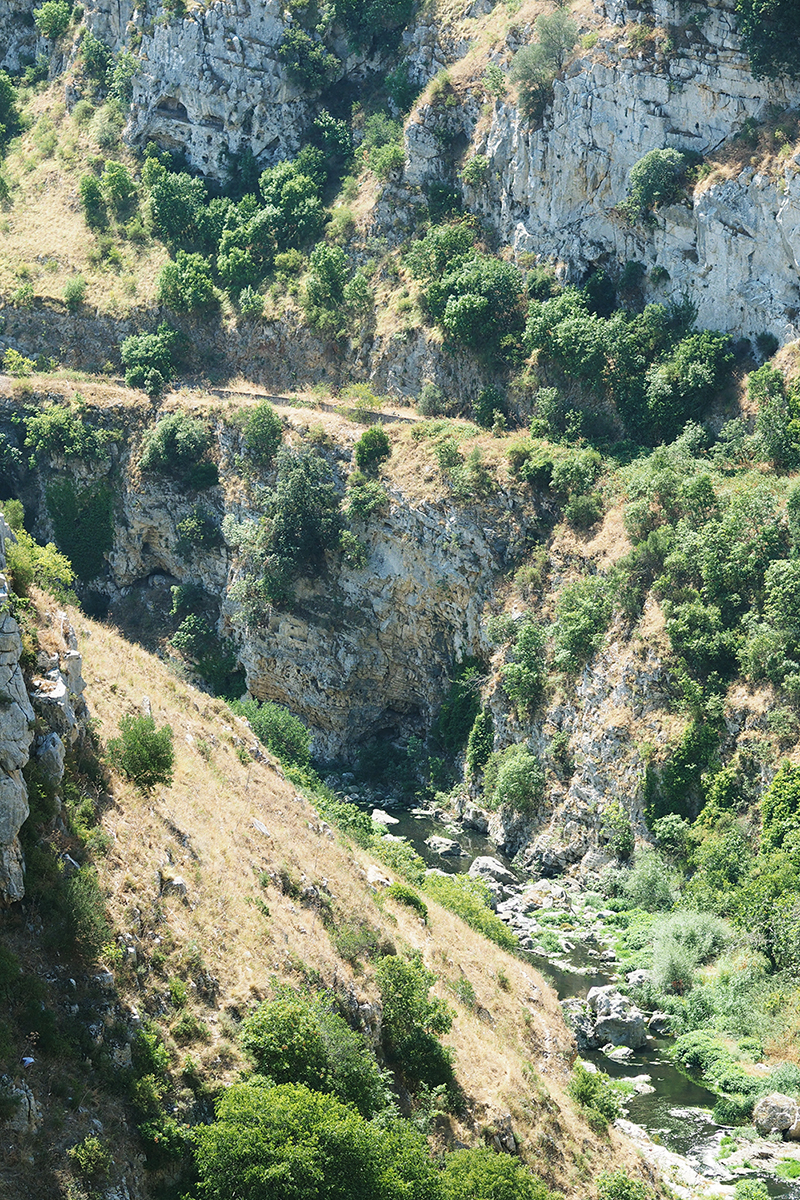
(0, 579, 650, 1199)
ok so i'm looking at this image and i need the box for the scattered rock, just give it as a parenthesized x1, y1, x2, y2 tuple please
(648, 1011, 672, 1036)
(603, 1043, 635, 1061)
(425, 835, 463, 857)
(372, 808, 400, 826)
(587, 985, 648, 1049)
(468, 855, 516, 884)
(753, 1093, 800, 1140)
(366, 865, 392, 887)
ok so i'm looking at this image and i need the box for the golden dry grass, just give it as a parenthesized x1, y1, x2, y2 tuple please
(0, 82, 167, 317)
(48, 603, 650, 1193)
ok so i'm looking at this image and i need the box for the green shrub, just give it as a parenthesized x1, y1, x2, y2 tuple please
(25, 402, 112, 463)
(735, 0, 800, 80)
(120, 322, 179, 397)
(63, 275, 86, 312)
(345, 472, 388, 522)
(229, 697, 311, 768)
(67, 1135, 110, 1180)
(424, 873, 518, 951)
(553, 575, 613, 671)
(108, 714, 175, 792)
(485, 743, 545, 813)
(500, 619, 546, 715)
(65, 866, 111, 958)
(100, 160, 136, 214)
(176, 505, 222, 556)
(374, 953, 454, 1087)
(623, 850, 680, 912)
(139, 412, 217, 487)
(194, 1081, 438, 1200)
(620, 148, 688, 221)
(465, 708, 494, 778)
(602, 801, 634, 860)
(568, 1061, 621, 1129)
(240, 992, 387, 1118)
(45, 479, 113, 581)
(6, 527, 75, 601)
(385, 882, 428, 921)
(158, 250, 217, 313)
(34, 0, 71, 38)
(509, 9, 578, 121)
(243, 402, 282, 466)
(277, 27, 339, 88)
(353, 426, 391, 473)
(442, 1146, 552, 1200)
(596, 1170, 653, 1200)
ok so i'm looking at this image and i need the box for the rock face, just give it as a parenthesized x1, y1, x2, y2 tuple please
(753, 1093, 800, 1140)
(0, 518, 35, 903)
(402, 0, 800, 345)
(587, 985, 649, 1049)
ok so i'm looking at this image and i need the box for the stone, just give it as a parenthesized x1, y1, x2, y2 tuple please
(2, 1081, 42, 1134)
(366, 865, 392, 887)
(371, 808, 399, 826)
(425, 836, 463, 856)
(753, 1093, 800, 1140)
(648, 1011, 672, 1036)
(460, 804, 489, 833)
(468, 855, 516, 884)
(587, 985, 648, 1049)
(561, 998, 599, 1051)
(35, 732, 65, 792)
(626, 969, 652, 987)
(603, 1043, 635, 1061)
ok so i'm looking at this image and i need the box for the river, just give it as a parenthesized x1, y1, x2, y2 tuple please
(374, 799, 800, 1197)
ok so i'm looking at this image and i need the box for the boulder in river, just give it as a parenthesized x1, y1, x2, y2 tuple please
(587, 985, 648, 1049)
(648, 1011, 672, 1036)
(561, 998, 600, 1051)
(469, 856, 516, 885)
(603, 1044, 635, 1062)
(425, 836, 463, 857)
(753, 1093, 800, 1139)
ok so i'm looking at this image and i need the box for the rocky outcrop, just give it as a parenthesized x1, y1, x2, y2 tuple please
(403, 0, 800, 345)
(586, 985, 649, 1049)
(0, 519, 35, 903)
(753, 1093, 800, 1140)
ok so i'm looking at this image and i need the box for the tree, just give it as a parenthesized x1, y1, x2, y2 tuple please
(108, 714, 175, 792)
(509, 9, 577, 120)
(374, 954, 454, 1087)
(442, 1147, 551, 1200)
(239, 994, 387, 1118)
(193, 1082, 438, 1200)
(33, 0, 71, 39)
(158, 250, 217, 313)
(270, 447, 343, 568)
(244, 402, 283, 466)
(620, 148, 687, 222)
(750, 363, 800, 469)
(354, 427, 390, 473)
(0, 71, 20, 147)
(277, 28, 340, 88)
(120, 323, 179, 398)
(735, 0, 800, 79)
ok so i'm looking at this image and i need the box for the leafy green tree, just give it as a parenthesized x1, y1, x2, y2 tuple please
(193, 1081, 439, 1200)
(374, 954, 454, 1088)
(139, 412, 217, 489)
(404, 221, 476, 282)
(229, 697, 311, 767)
(0, 70, 20, 147)
(553, 576, 613, 671)
(500, 620, 546, 715)
(430, 255, 523, 357)
(101, 160, 136, 214)
(735, 0, 800, 79)
(158, 250, 217, 313)
(277, 28, 340, 88)
(750, 363, 800, 469)
(108, 714, 175, 792)
(332, 0, 414, 50)
(120, 322, 179, 397)
(442, 1147, 551, 1200)
(465, 709, 494, 778)
(354, 427, 391, 473)
(596, 1171, 653, 1200)
(491, 744, 545, 812)
(81, 30, 113, 83)
(239, 993, 387, 1118)
(645, 331, 733, 443)
(243, 402, 283, 466)
(34, 0, 71, 39)
(270, 447, 343, 568)
(760, 759, 800, 850)
(509, 9, 578, 120)
(79, 172, 106, 228)
(620, 148, 688, 221)
(142, 157, 207, 248)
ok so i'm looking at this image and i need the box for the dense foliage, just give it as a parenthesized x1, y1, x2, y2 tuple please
(735, 0, 800, 79)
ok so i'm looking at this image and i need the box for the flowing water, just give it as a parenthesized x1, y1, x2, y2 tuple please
(378, 801, 800, 1196)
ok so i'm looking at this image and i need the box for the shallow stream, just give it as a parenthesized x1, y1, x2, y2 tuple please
(379, 801, 800, 1197)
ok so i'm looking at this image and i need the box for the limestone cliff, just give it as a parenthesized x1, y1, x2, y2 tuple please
(402, 0, 800, 345)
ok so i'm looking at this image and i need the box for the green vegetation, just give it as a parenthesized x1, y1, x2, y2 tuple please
(735, 0, 800, 79)
(620, 148, 688, 222)
(139, 412, 218, 488)
(509, 9, 579, 122)
(239, 990, 388, 1118)
(107, 714, 175, 792)
(568, 1061, 621, 1132)
(374, 952, 454, 1088)
(45, 478, 114, 580)
(354, 426, 391, 472)
(229, 697, 311, 768)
